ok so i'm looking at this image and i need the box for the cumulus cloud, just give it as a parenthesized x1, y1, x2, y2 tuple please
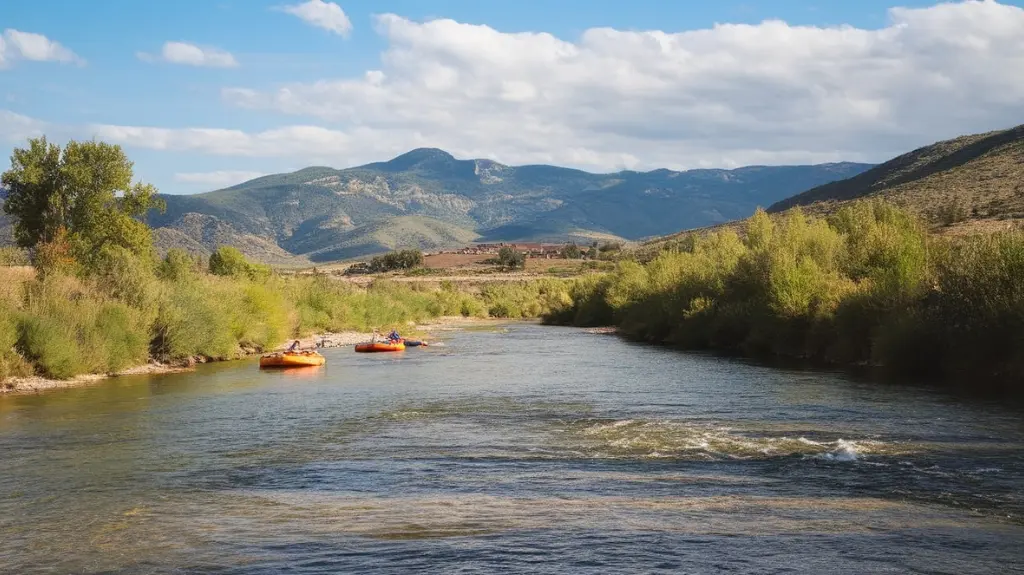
(221, 0, 1024, 170)
(5, 2, 1024, 174)
(138, 42, 238, 68)
(0, 110, 48, 142)
(0, 29, 83, 68)
(87, 122, 361, 160)
(279, 0, 352, 37)
(174, 170, 268, 187)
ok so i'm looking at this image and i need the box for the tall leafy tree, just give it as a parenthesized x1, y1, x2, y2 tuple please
(1, 136, 165, 266)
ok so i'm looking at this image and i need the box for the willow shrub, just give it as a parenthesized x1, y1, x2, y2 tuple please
(0, 306, 31, 380)
(17, 275, 150, 378)
(545, 200, 1024, 390)
(151, 277, 238, 361)
(928, 231, 1024, 381)
(480, 279, 573, 319)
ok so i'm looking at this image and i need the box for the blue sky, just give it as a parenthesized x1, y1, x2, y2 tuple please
(2, 0, 1023, 194)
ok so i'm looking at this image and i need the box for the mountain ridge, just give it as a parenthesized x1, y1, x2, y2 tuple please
(144, 150, 871, 261)
(768, 124, 1024, 233)
(1, 151, 873, 263)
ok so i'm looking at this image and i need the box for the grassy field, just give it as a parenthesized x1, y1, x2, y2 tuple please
(303, 253, 614, 285)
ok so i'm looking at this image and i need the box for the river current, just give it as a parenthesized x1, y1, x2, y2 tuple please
(1, 323, 1022, 573)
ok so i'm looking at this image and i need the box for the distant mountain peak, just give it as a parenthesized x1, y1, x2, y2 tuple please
(137, 147, 878, 264)
(381, 147, 456, 170)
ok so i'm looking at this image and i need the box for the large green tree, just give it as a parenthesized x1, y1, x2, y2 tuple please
(1, 136, 165, 265)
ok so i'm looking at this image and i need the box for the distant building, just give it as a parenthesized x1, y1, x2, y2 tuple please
(453, 242, 562, 257)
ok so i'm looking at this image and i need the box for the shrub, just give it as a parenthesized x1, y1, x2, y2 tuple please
(496, 247, 526, 270)
(0, 247, 30, 267)
(158, 249, 202, 283)
(542, 200, 1024, 392)
(208, 246, 269, 280)
(0, 307, 31, 380)
(368, 249, 424, 272)
(16, 275, 149, 378)
(151, 279, 237, 360)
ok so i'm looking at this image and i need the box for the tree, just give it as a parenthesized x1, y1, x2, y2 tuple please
(158, 249, 202, 282)
(561, 243, 582, 259)
(209, 246, 251, 277)
(1, 137, 165, 267)
(368, 249, 424, 272)
(497, 246, 526, 270)
(209, 246, 271, 280)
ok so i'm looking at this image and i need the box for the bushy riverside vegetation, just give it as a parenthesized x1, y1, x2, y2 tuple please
(1, 247, 574, 380)
(546, 201, 1024, 391)
(3, 136, 1021, 394)
(0, 137, 566, 382)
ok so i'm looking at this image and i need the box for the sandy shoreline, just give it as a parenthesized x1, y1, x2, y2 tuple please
(0, 316, 504, 396)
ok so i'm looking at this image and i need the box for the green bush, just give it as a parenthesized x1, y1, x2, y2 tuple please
(496, 247, 526, 270)
(14, 276, 149, 378)
(158, 249, 202, 283)
(544, 200, 1024, 392)
(151, 279, 237, 360)
(208, 246, 270, 280)
(0, 307, 31, 380)
(369, 250, 424, 272)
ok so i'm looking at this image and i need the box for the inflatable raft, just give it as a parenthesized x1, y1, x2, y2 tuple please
(259, 350, 326, 368)
(354, 341, 406, 353)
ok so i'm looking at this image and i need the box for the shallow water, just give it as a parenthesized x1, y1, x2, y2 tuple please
(1, 323, 1022, 574)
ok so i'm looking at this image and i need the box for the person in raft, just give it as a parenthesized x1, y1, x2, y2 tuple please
(371, 329, 381, 343)
(287, 340, 301, 352)
(387, 328, 401, 342)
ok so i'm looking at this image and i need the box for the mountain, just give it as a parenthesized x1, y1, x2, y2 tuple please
(769, 124, 1024, 231)
(147, 150, 872, 262)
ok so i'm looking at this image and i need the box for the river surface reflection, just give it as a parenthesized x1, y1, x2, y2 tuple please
(2, 323, 1022, 573)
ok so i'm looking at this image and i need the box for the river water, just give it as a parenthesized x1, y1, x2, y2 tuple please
(1, 323, 1022, 574)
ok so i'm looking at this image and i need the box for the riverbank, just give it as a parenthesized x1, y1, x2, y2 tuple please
(543, 201, 1024, 396)
(0, 316, 500, 395)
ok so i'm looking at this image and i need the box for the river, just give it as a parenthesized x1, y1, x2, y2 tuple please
(1, 323, 1022, 574)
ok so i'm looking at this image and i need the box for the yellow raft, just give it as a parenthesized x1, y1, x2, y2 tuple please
(354, 341, 406, 353)
(259, 350, 326, 368)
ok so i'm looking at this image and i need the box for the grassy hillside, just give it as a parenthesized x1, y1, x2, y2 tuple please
(153, 213, 312, 268)
(300, 216, 481, 262)
(144, 150, 871, 262)
(769, 124, 1024, 233)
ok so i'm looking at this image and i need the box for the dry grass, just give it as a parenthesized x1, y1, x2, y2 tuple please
(0, 266, 35, 305)
(769, 124, 1024, 228)
(423, 253, 490, 268)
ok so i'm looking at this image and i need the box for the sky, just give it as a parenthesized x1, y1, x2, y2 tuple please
(1, 0, 1023, 194)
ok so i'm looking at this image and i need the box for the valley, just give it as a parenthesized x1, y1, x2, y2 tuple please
(142, 149, 871, 263)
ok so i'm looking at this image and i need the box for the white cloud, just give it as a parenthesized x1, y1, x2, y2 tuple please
(0, 110, 47, 142)
(138, 42, 238, 68)
(174, 170, 268, 187)
(5, 1, 1024, 175)
(0, 29, 83, 68)
(279, 0, 353, 37)
(86, 122, 364, 161)
(220, 0, 1024, 170)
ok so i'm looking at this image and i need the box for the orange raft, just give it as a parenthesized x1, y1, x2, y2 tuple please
(259, 350, 326, 368)
(354, 341, 406, 353)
